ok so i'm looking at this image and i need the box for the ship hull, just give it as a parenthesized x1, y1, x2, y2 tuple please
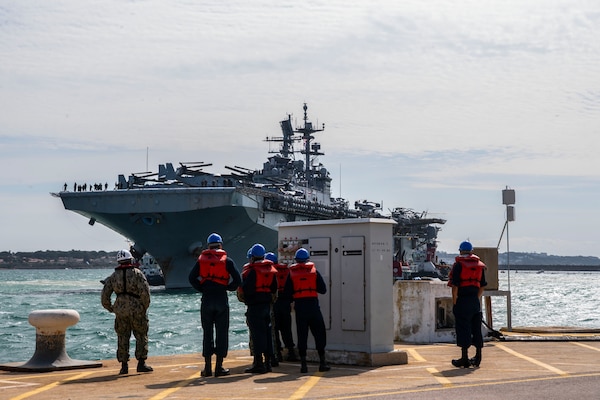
(58, 188, 293, 288)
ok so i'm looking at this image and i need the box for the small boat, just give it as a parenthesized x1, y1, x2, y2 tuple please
(138, 253, 165, 286)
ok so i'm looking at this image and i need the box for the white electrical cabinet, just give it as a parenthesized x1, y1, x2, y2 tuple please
(278, 218, 400, 357)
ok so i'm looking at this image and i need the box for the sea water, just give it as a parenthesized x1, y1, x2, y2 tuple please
(0, 268, 249, 364)
(0, 268, 598, 364)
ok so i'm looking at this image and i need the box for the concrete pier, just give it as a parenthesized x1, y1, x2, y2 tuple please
(1, 337, 599, 400)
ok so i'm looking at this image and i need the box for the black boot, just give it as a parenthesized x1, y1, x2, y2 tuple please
(119, 361, 128, 375)
(300, 356, 308, 373)
(214, 355, 229, 377)
(137, 359, 153, 373)
(452, 347, 470, 368)
(452, 357, 471, 368)
(201, 355, 212, 377)
(265, 355, 272, 372)
(269, 352, 281, 367)
(318, 351, 330, 372)
(286, 347, 298, 362)
(245, 355, 267, 374)
(470, 347, 482, 367)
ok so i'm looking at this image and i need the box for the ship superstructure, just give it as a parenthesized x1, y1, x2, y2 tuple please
(391, 207, 448, 280)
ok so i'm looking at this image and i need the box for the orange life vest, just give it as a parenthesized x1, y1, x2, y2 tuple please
(454, 255, 485, 288)
(289, 261, 318, 299)
(274, 263, 290, 293)
(198, 249, 230, 286)
(251, 260, 277, 293)
(115, 262, 135, 270)
(241, 263, 251, 279)
(236, 262, 252, 301)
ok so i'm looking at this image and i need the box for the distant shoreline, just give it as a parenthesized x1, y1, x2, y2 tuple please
(2, 250, 600, 271)
(498, 264, 600, 272)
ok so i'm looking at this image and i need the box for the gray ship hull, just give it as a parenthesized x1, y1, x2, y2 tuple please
(58, 187, 297, 288)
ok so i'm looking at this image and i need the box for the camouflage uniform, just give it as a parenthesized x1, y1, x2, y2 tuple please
(101, 264, 151, 363)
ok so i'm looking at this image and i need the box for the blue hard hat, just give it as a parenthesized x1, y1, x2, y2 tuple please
(265, 252, 278, 263)
(459, 241, 473, 252)
(295, 248, 309, 261)
(247, 248, 252, 259)
(250, 243, 266, 258)
(207, 233, 222, 244)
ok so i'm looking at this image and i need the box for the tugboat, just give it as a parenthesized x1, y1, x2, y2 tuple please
(54, 104, 445, 288)
(138, 253, 165, 286)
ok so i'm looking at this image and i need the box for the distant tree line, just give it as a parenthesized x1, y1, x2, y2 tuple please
(497, 251, 600, 266)
(0, 250, 117, 269)
(438, 251, 600, 266)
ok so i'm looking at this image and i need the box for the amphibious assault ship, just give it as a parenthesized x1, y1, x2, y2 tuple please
(53, 104, 445, 288)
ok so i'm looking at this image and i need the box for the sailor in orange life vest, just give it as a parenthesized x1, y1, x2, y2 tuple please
(240, 243, 278, 374)
(237, 248, 258, 354)
(265, 252, 298, 362)
(239, 249, 281, 369)
(283, 248, 330, 373)
(447, 240, 487, 368)
(188, 233, 242, 377)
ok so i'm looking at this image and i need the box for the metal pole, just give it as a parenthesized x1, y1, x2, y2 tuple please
(497, 220, 507, 249)
(501, 188, 515, 332)
(506, 205, 511, 292)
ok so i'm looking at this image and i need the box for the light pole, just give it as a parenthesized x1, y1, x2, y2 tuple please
(502, 187, 515, 292)
(492, 187, 515, 331)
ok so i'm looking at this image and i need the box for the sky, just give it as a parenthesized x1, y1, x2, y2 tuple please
(1, 0, 599, 258)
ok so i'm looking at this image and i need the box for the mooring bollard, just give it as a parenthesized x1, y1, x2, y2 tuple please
(0, 309, 102, 372)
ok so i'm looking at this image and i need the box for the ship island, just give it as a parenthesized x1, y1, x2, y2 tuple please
(53, 104, 446, 288)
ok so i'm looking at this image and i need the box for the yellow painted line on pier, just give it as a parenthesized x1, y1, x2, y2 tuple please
(9, 371, 94, 400)
(406, 348, 427, 362)
(148, 370, 201, 400)
(147, 366, 323, 400)
(571, 342, 600, 352)
(495, 343, 568, 376)
(288, 372, 324, 400)
(426, 367, 453, 387)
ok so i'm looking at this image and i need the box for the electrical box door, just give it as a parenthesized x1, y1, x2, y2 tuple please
(308, 237, 331, 330)
(341, 236, 366, 331)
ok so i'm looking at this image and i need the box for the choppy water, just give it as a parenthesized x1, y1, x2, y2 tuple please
(0, 268, 598, 364)
(490, 269, 600, 328)
(0, 268, 249, 364)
